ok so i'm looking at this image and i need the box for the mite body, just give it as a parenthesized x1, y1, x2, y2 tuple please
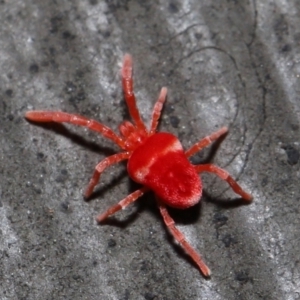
(127, 132, 202, 209)
(26, 54, 252, 277)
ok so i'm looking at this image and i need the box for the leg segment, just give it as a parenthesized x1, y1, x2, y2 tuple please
(185, 127, 228, 158)
(195, 164, 252, 200)
(122, 54, 147, 132)
(97, 186, 149, 223)
(157, 199, 211, 277)
(84, 152, 131, 199)
(25, 111, 126, 149)
(150, 87, 167, 134)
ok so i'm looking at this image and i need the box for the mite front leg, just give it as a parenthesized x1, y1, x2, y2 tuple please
(195, 164, 252, 201)
(122, 54, 147, 132)
(84, 152, 131, 199)
(149, 87, 167, 134)
(25, 111, 125, 149)
(157, 199, 211, 277)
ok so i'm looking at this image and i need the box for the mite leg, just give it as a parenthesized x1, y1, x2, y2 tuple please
(185, 127, 228, 158)
(84, 152, 131, 199)
(97, 186, 149, 223)
(25, 111, 125, 149)
(122, 54, 147, 132)
(157, 199, 211, 277)
(195, 164, 252, 201)
(149, 87, 167, 134)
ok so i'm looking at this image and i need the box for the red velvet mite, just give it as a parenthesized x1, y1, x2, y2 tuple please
(25, 54, 252, 277)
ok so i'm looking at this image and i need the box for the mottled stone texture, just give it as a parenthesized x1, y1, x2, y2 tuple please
(1, 1, 300, 299)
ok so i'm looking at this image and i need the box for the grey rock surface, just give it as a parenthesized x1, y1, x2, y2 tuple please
(1, 1, 300, 299)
